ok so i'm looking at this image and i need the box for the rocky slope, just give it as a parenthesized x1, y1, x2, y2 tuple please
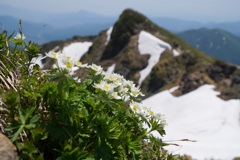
(40, 9, 240, 100)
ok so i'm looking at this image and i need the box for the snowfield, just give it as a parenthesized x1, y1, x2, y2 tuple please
(62, 42, 93, 61)
(138, 31, 171, 86)
(142, 85, 240, 160)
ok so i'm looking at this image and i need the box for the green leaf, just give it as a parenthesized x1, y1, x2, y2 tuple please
(18, 109, 26, 124)
(30, 114, 40, 124)
(11, 125, 24, 142)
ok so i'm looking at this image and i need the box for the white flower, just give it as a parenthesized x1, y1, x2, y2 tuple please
(89, 64, 103, 74)
(139, 91, 145, 97)
(45, 51, 77, 70)
(59, 54, 77, 68)
(60, 54, 73, 63)
(148, 109, 155, 116)
(75, 61, 89, 68)
(94, 80, 114, 92)
(14, 33, 26, 40)
(58, 54, 76, 69)
(130, 86, 141, 97)
(105, 73, 124, 86)
(143, 107, 155, 116)
(129, 101, 142, 112)
(119, 86, 129, 95)
(110, 92, 122, 100)
(45, 52, 78, 74)
(45, 51, 61, 59)
(129, 85, 145, 97)
(124, 80, 135, 88)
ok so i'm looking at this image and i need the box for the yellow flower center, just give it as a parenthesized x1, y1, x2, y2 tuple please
(52, 52, 57, 58)
(66, 62, 73, 68)
(149, 110, 154, 116)
(77, 61, 82, 65)
(133, 105, 138, 111)
(104, 85, 110, 91)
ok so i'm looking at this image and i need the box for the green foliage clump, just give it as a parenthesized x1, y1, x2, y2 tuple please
(0, 29, 185, 160)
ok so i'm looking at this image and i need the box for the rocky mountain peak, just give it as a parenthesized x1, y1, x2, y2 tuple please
(40, 9, 240, 100)
(101, 9, 155, 60)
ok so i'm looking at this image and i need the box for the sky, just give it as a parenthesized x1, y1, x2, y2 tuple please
(0, 0, 240, 22)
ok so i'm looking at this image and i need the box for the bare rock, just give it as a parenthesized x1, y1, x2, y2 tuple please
(179, 72, 209, 94)
(0, 133, 18, 160)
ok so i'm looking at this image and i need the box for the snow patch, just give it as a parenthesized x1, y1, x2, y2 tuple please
(62, 42, 92, 61)
(142, 85, 240, 160)
(173, 49, 180, 56)
(169, 86, 179, 93)
(105, 26, 113, 45)
(105, 63, 116, 75)
(138, 31, 171, 86)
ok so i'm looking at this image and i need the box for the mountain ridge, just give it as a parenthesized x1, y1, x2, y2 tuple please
(178, 28, 240, 65)
(39, 9, 240, 101)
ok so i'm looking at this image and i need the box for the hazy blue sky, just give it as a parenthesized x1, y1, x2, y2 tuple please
(0, 0, 239, 22)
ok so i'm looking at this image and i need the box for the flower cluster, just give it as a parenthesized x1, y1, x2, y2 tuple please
(94, 72, 144, 100)
(129, 101, 166, 123)
(45, 51, 84, 74)
(45, 50, 164, 123)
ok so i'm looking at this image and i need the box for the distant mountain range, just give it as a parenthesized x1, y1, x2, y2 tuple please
(151, 17, 240, 36)
(0, 4, 240, 44)
(178, 28, 240, 65)
(0, 15, 113, 44)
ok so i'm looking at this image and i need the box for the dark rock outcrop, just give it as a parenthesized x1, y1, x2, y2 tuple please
(206, 60, 237, 82)
(179, 72, 209, 94)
